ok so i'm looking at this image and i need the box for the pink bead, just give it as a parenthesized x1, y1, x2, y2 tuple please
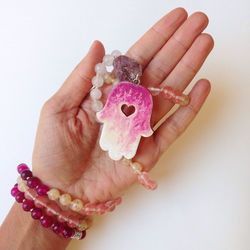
(27, 177, 41, 189)
(161, 86, 175, 100)
(40, 215, 53, 228)
(14, 183, 18, 188)
(15, 192, 25, 203)
(57, 211, 69, 223)
(31, 208, 43, 219)
(52, 222, 65, 234)
(21, 169, 33, 180)
(17, 163, 29, 174)
(22, 199, 34, 211)
(84, 203, 96, 215)
(45, 203, 60, 216)
(137, 172, 158, 190)
(11, 186, 20, 197)
(80, 230, 87, 240)
(67, 215, 79, 228)
(63, 227, 75, 239)
(34, 195, 49, 208)
(24, 189, 37, 200)
(36, 184, 49, 196)
(96, 203, 106, 215)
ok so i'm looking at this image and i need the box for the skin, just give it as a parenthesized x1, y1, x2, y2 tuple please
(0, 8, 214, 249)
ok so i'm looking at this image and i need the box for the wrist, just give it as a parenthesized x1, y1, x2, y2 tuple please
(0, 202, 70, 250)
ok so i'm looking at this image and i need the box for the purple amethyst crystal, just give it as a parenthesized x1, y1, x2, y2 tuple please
(113, 55, 142, 84)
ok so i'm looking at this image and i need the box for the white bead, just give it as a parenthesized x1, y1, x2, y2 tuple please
(92, 75, 104, 87)
(90, 88, 102, 100)
(95, 63, 107, 75)
(103, 54, 114, 66)
(93, 100, 103, 112)
(111, 50, 122, 58)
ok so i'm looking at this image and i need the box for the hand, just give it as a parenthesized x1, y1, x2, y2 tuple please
(32, 8, 214, 204)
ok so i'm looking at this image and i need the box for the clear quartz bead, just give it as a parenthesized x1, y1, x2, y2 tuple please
(90, 88, 102, 100)
(78, 220, 88, 231)
(92, 75, 104, 87)
(18, 182, 28, 192)
(70, 199, 84, 212)
(103, 54, 114, 66)
(111, 50, 122, 58)
(131, 162, 142, 174)
(93, 100, 103, 112)
(59, 194, 72, 206)
(94, 63, 107, 75)
(47, 188, 60, 200)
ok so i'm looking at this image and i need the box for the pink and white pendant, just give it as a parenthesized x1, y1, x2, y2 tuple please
(96, 81, 153, 160)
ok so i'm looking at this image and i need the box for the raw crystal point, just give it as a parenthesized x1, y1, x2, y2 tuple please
(137, 172, 158, 190)
(113, 55, 142, 84)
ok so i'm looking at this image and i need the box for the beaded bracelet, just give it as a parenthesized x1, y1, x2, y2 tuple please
(16, 163, 121, 215)
(11, 183, 87, 240)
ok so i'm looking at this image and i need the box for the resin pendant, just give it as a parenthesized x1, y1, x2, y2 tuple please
(96, 81, 153, 160)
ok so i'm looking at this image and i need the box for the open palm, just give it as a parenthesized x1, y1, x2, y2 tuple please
(32, 8, 213, 205)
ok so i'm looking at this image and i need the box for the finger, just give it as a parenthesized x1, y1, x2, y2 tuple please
(45, 41, 105, 112)
(151, 33, 214, 125)
(154, 79, 211, 155)
(126, 7, 188, 69)
(142, 12, 209, 86)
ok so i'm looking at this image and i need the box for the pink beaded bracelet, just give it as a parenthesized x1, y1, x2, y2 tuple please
(11, 183, 87, 240)
(16, 163, 122, 215)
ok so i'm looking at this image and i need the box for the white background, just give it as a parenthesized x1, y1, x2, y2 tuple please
(0, 0, 249, 250)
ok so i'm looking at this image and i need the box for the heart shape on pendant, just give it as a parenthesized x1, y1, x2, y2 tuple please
(121, 104, 136, 117)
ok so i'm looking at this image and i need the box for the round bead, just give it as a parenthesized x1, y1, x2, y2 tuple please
(111, 50, 122, 58)
(90, 88, 102, 100)
(24, 189, 37, 200)
(57, 211, 69, 223)
(70, 199, 84, 212)
(45, 202, 60, 216)
(59, 194, 72, 206)
(94, 63, 106, 75)
(18, 182, 28, 192)
(27, 177, 41, 189)
(52, 222, 65, 234)
(36, 184, 49, 196)
(21, 169, 33, 180)
(22, 199, 34, 211)
(67, 215, 79, 228)
(40, 215, 53, 228)
(11, 186, 20, 197)
(15, 192, 25, 203)
(63, 227, 75, 239)
(92, 100, 103, 112)
(17, 163, 29, 174)
(92, 75, 104, 87)
(77, 220, 88, 231)
(17, 176, 23, 185)
(34, 195, 48, 208)
(103, 54, 114, 66)
(47, 188, 60, 201)
(130, 162, 142, 174)
(31, 208, 43, 219)
(80, 230, 87, 240)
